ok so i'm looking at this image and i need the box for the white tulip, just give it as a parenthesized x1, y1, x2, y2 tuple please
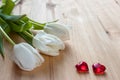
(13, 43, 44, 71)
(44, 23, 70, 41)
(33, 31, 65, 56)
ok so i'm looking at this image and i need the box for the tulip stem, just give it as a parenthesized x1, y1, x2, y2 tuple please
(47, 19, 59, 24)
(23, 31, 33, 39)
(0, 27, 15, 46)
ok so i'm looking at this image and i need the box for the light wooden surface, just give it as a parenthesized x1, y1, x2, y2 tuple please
(1, 0, 120, 80)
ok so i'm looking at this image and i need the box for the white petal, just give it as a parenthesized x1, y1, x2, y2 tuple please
(13, 43, 44, 71)
(33, 31, 65, 56)
(21, 43, 44, 66)
(44, 23, 70, 41)
(13, 43, 36, 71)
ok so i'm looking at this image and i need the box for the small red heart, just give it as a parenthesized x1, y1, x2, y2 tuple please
(92, 63, 106, 74)
(75, 61, 89, 73)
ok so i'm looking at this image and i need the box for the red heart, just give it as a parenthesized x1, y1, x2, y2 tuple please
(92, 63, 106, 74)
(75, 61, 89, 73)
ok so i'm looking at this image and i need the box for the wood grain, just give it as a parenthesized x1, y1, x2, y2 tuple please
(1, 0, 120, 80)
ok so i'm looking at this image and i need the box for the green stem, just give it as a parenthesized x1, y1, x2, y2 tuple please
(29, 19, 44, 25)
(47, 19, 59, 24)
(29, 19, 59, 25)
(0, 27, 15, 46)
(23, 31, 33, 39)
(14, 0, 21, 5)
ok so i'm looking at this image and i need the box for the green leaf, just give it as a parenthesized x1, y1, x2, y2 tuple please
(7, 22, 21, 32)
(2, 0, 6, 4)
(0, 33, 4, 59)
(0, 12, 26, 21)
(17, 32, 33, 46)
(8, 16, 32, 32)
(8, 21, 32, 32)
(0, 17, 10, 33)
(1, 0, 15, 15)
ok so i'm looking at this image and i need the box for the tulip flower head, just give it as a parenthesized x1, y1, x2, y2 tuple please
(13, 43, 44, 71)
(44, 23, 70, 41)
(33, 31, 65, 56)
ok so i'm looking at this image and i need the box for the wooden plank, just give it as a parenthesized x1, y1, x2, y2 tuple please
(0, 0, 120, 80)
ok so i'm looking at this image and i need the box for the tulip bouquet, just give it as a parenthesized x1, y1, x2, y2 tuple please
(0, 0, 70, 71)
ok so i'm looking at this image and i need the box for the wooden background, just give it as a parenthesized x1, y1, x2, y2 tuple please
(1, 0, 120, 80)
